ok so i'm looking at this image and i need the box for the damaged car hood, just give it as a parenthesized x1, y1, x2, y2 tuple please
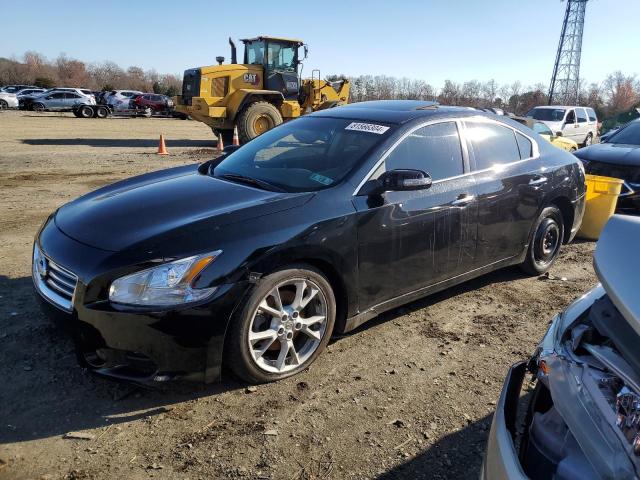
(594, 215, 640, 338)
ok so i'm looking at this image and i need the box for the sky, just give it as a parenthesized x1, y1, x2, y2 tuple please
(1, 0, 638, 88)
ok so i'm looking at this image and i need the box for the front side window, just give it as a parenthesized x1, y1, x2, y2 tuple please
(246, 41, 265, 65)
(565, 109, 576, 123)
(214, 117, 390, 192)
(465, 121, 521, 170)
(576, 108, 588, 123)
(383, 122, 464, 181)
(267, 42, 296, 72)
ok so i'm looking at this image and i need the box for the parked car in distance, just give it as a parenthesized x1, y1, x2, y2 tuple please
(131, 93, 174, 113)
(511, 116, 579, 152)
(526, 105, 598, 147)
(0, 84, 36, 94)
(33, 100, 586, 385)
(31, 91, 96, 111)
(0, 92, 18, 109)
(482, 214, 640, 480)
(574, 118, 640, 212)
(16, 88, 46, 97)
(106, 90, 143, 110)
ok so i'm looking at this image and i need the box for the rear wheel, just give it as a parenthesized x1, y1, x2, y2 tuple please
(95, 106, 109, 118)
(226, 265, 336, 383)
(583, 133, 593, 147)
(79, 105, 94, 118)
(0, 99, 8, 109)
(236, 101, 283, 143)
(520, 206, 564, 275)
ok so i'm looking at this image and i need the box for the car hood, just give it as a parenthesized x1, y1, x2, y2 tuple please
(575, 142, 640, 166)
(55, 164, 312, 252)
(594, 215, 640, 337)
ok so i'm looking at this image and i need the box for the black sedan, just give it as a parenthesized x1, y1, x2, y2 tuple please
(33, 100, 586, 385)
(574, 119, 640, 212)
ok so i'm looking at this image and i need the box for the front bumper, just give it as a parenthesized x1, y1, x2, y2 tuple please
(33, 219, 250, 384)
(481, 362, 529, 480)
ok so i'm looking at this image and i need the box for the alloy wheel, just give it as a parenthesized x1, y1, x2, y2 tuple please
(247, 278, 327, 373)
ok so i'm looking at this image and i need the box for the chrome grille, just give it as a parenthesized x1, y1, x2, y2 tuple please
(33, 245, 78, 312)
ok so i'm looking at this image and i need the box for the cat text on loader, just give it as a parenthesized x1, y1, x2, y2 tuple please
(175, 36, 350, 143)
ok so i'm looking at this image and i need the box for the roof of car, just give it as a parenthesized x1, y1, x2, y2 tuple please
(311, 100, 488, 124)
(240, 35, 303, 44)
(532, 105, 592, 110)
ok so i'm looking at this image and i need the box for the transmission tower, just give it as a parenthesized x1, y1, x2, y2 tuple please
(548, 0, 588, 105)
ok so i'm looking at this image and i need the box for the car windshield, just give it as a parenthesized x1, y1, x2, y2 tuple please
(607, 122, 640, 146)
(527, 108, 566, 121)
(213, 117, 392, 192)
(532, 122, 553, 136)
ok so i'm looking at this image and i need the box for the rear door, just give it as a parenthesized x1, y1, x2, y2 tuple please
(463, 119, 544, 268)
(64, 93, 83, 108)
(353, 120, 478, 308)
(575, 107, 589, 143)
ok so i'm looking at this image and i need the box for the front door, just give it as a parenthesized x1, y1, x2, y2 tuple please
(353, 121, 478, 310)
(562, 108, 581, 142)
(463, 119, 544, 267)
(264, 41, 299, 100)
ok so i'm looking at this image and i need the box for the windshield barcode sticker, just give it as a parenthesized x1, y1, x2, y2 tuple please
(345, 122, 390, 134)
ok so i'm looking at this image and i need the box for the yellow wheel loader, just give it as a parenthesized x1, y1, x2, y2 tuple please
(175, 36, 350, 143)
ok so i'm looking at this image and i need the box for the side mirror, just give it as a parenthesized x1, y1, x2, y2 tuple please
(360, 169, 432, 195)
(223, 144, 241, 154)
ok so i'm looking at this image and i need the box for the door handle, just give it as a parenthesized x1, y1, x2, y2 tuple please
(529, 176, 548, 186)
(451, 194, 475, 206)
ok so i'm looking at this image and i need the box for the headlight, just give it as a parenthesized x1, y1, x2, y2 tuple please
(108, 250, 222, 307)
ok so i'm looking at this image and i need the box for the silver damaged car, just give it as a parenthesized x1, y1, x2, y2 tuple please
(483, 214, 640, 479)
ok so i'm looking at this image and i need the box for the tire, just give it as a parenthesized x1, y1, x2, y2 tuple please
(79, 105, 94, 118)
(0, 99, 8, 109)
(520, 206, 564, 275)
(33, 103, 45, 112)
(236, 101, 283, 143)
(583, 133, 593, 147)
(72, 108, 83, 118)
(226, 264, 336, 383)
(95, 106, 109, 118)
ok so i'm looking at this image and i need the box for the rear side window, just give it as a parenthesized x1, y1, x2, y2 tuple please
(586, 108, 597, 122)
(515, 132, 533, 159)
(384, 122, 464, 181)
(465, 122, 521, 170)
(576, 108, 588, 123)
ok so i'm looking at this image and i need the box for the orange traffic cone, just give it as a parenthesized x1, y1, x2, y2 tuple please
(217, 132, 224, 153)
(232, 125, 240, 146)
(157, 134, 169, 155)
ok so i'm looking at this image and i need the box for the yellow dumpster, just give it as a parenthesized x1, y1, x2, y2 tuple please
(577, 174, 624, 240)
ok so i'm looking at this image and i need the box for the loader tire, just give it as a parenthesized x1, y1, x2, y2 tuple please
(236, 101, 282, 143)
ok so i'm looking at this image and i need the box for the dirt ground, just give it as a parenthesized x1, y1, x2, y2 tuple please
(0, 110, 598, 480)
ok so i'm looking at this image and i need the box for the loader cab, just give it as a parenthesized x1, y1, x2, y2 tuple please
(241, 36, 303, 100)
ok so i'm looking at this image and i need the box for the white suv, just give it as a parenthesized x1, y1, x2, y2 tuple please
(526, 106, 598, 147)
(105, 90, 143, 110)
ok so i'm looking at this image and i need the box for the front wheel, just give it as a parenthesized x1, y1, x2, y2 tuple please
(33, 103, 45, 112)
(236, 101, 283, 143)
(226, 265, 336, 383)
(520, 206, 564, 275)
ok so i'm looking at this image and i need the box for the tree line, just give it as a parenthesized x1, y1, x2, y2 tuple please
(0, 51, 182, 96)
(1, 51, 638, 120)
(331, 73, 640, 120)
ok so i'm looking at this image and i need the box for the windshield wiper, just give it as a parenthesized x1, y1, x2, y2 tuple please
(216, 173, 285, 192)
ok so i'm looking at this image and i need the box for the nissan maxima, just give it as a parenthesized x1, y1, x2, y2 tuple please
(483, 215, 640, 479)
(33, 100, 586, 384)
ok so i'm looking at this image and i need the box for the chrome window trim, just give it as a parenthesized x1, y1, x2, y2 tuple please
(352, 115, 540, 196)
